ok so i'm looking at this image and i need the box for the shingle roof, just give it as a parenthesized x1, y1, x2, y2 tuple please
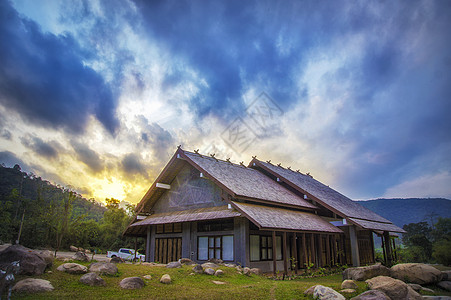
(232, 201, 343, 233)
(252, 159, 391, 223)
(183, 151, 316, 210)
(348, 218, 406, 233)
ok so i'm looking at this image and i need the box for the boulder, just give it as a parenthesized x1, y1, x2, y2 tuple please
(85, 249, 91, 254)
(110, 257, 124, 263)
(201, 262, 219, 269)
(72, 251, 90, 262)
(193, 264, 204, 274)
(160, 274, 171, 284)
(143, 275, 152, 280)
(340, 289, 356, 294)
(204, 268, 215, 275)
(57, 263, 88, 274)
(12, 278, 54, 293)
(70, 245, 78, 252)
(250, 268, 262, 275)
(341, 279, 358, 290)
(350, 290, 390, 300)
(0, 244, 48, 275)
(343, 264, 390, 281)
(408, 283, 422, 292)
(224, 263, 236, 268)
(438, 281, 451, 292)
(243, 267, 251, 276)
(304, 285, 317, 296)
(366, 276, 408, 300)
(89, 262, 118, 275)
(79, 272, 106, 286)
(391, 263, 443, 284)
(180, 258, 195, 265)
(407, 286, 423, 300)
(313, 285, 346, 300)
(166, 261, 182, 268)
(208, 258, 223, 264)
(214, 269, 224, 276)
(120, 277, 145, 289)
(33, 250, 54, 268)
(442, 271, 451, 281)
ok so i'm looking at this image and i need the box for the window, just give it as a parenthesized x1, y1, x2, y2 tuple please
(198, 219, 234, 232)
(250, 234, 282, 261)
(156, 223, 182, 234)
(198, 235, 234, 261)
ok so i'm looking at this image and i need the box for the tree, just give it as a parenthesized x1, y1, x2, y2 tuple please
(402, 222, 432, 262)
(55, 190, 76, 255)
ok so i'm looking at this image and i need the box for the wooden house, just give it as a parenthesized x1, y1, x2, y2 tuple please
(125, 147, 405, 274)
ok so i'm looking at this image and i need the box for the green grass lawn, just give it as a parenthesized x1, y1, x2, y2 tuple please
(11, 261, 451, 300)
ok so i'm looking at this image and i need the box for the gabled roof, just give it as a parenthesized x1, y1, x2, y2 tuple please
(135, 148, 317, 214)
(232, 201, 342, 233)
(250, 159, 406, 233)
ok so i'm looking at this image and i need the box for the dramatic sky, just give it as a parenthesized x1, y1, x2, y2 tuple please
(1, 0, 450, 204)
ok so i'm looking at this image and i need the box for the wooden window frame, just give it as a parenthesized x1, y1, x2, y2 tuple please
(260, 235, 273, 261)
(197, 235, 234, 261)
(156, 223, 183, 234)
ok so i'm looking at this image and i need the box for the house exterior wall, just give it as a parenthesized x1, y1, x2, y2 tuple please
(152, 164, 224, 214)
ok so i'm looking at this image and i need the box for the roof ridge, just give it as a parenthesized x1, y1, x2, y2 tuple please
(256, 158, 306, 175)
(183, 149, 247, 168)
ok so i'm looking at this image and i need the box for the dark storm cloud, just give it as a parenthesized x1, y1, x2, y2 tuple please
(136, 115, 174, 161)
(0, 0, 119, 135)
(121, 153, 146, 177)
(0, 151, 30, 170)
(71, 141, 104, 173)
(20, 136, 60, 159)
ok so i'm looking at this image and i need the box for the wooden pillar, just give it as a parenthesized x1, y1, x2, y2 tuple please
(181, 222, 191, 259)
(145, 226, 151, 262)
(318, 234, 323, 267)
(384, 231, 393, 266)
(341, 235, 347, 265)
(293, 233, 298, 274)
(326, 235, 331, 266)
(392, 238, 398, 262)
(370, 232, 376, 263)
(332, 235, 337, 265)
(134, 237, 138, 261)
(310, 233, 316, 268)
(349, 225, 360, 267)
(283, 232, 288, 276)
(272, 231, 277, 276)
(381, 235, 387, 265)
(302, 233, 307, 268)
(149, 225, 156, 262)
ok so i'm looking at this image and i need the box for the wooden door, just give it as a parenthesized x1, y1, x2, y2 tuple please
(155, 238, 182, 264)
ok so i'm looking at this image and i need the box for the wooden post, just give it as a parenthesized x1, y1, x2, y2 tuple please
(392, 238, 398, 262)
(349, 225, 360, 267)
(384, 231, 393, 266)
(332, 235, 337, 265)
(370, 232, 376, 263)
(134, 237, 138, 261)
(311, 234, 316, 268)
(146, 226, 151, 262)
(283, 232, 288, 277)
(302, 233, 307, 268)
(381, 235, 386, 265)
(318, 234, 323, 267)
(293, 233, 298, 274)
(272, 231, 277, 276)
(341, 235, 347, 265)
(326, 235, 331, 266)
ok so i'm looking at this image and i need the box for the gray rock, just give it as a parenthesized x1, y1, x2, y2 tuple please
(208, 258, 223, 264)
(70, 245, 78, 252)
(224, 263, 236, 268)
(166, 261, 182, 268)
(304, 285, 317, 296)
(143, 275, 152, 280)
(340, 289, 356, 294)
(79, 272, 106, 286)
(34, 250, 54, 268)
(120, 277, 145, 289)
(180, 258, 195, 265)
(72, 251, 90, 262)
(110, 257, 124, 263)
(89, 262, 118, 275)
(12, 278, 54, 293)
(313, 285, 346, 300)
(366, 276, 408, 300)
(422, 287, 435, 293)
(204, 268, 215, 275)
(390, 263, 442, 284)
(442, 271, 451, 281)
(343, 264, 390, 281)
(406, 286, 423, 300)
(342, 279, 358, 290)
(56, 263, 88, 274)
(214, 269, 224, 276)
(250, 268, 262, 275)
(0, 245, 48, 275)
(350, 290, 390, 300)
(212, 280, 226, 285)
(408, 283, 422, 292)
(243, 267, 251, 276)
(201, 262, 219, 269)
(160, 274, 171, 284)
(438, 281, 451, 292)
(193, 264, 203, 274)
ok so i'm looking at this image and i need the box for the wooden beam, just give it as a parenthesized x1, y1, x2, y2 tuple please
(156, 183, 171, 189)
(384, 231, 393, 267)
(370, 232, 375, 263)
(283, 232, 288, 276)
(381, 235, 386, 265)
(326, 234, 331, 266)
(349, 225, 360, 267)
(310, 233, 316, 268)
(332, 235, 337, 265)
(272, 231, 277, 276)
(318, 234, 323, 267)
(293, 233, 298, 274)
(146, 226, 151, 262)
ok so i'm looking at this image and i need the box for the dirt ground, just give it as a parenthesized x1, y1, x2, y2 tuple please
(55, 251, 110, 262)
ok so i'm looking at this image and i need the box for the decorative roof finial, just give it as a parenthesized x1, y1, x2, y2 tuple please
(277, 163, 282, 167)
(296, 169, 300, 173)
(210, 153, 218, 161)
(287, 166, 292, 170)
(177, 145, 181, 149)
(226, 158, 231, 163)
(194, 149, 199, 154)
(240, 161, 245, 167)
(252, 155, 257, 159)
(266, 160, 271, 164)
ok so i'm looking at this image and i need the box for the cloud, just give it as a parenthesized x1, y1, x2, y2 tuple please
(121, 153, 147, 177)
(0, 0, 119, 135)
(0, 151, 30, 170)
(20, 136, 60, 159)
(71, 140, 104, 173)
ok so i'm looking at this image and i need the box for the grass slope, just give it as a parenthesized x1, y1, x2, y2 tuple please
(12, 261, 451, 300)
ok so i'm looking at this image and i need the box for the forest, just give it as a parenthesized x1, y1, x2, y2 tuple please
(0, 164, 143, 253)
